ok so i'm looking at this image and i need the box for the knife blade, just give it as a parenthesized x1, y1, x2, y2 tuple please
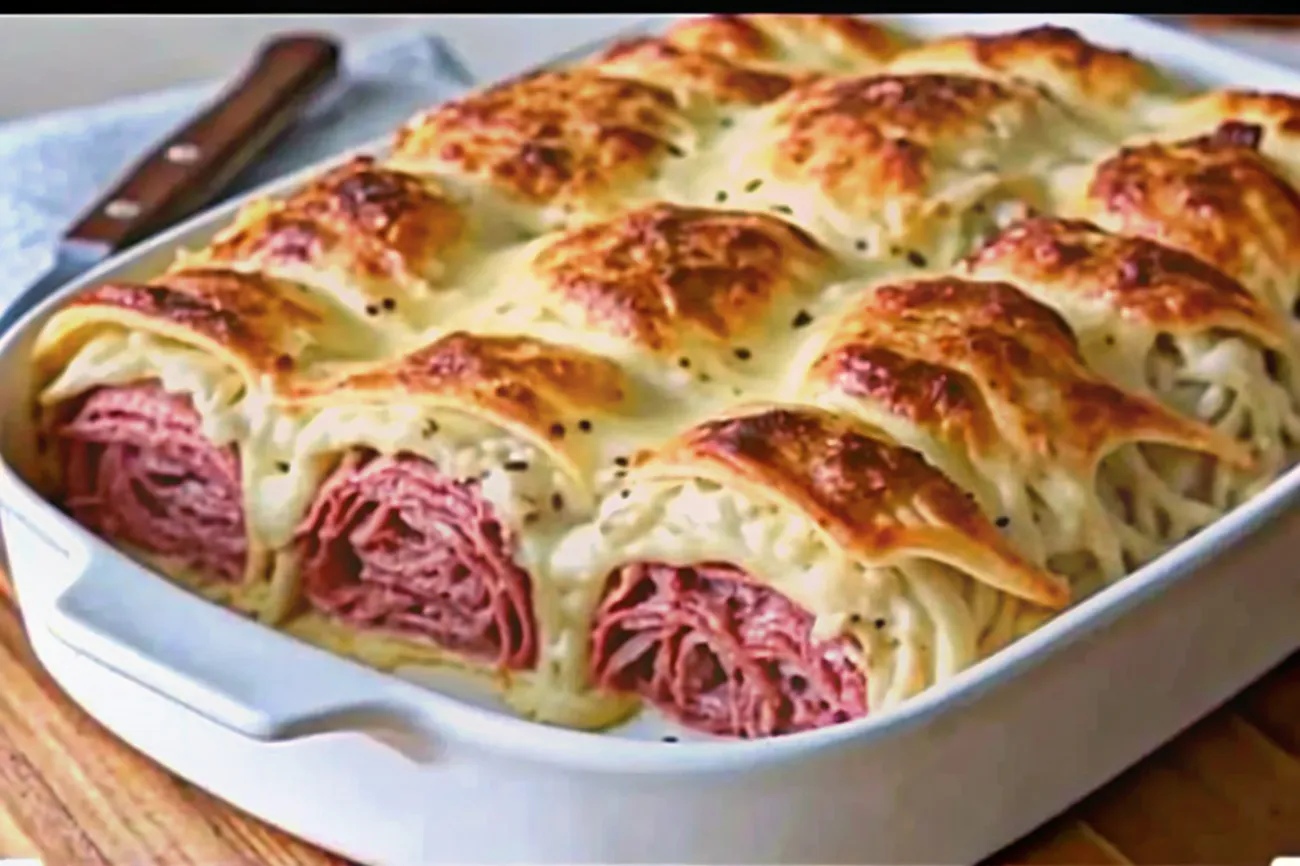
(0, 32, 341, 336)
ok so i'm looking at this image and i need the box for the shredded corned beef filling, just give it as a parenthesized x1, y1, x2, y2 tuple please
(590, 561, 868, 739)
(55, 381, 247, 582)
(295, 451, 538, 670)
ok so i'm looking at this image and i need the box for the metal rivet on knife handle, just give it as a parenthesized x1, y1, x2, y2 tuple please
(166, 143, 203, 165)
(61, 32, 341, 254)
(103, 199, 142, 221)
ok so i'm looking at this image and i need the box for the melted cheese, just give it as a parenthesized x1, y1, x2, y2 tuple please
(250, 405, 583, 550)
(39, 329, 248, 445)
(549, 478, 1040, 710)
(1122, 329, 1300, 504)
(27, 14, 1300, 736)
(963, 221, 1300, 507)
(814, 381, 1224, 601)
(685, 76, 1106, 270)
(34, 329, 288, 613)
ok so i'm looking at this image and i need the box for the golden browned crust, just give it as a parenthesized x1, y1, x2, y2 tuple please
(640, 404, 1069, 608)
(1073, 126, 1300, 315)
(740, 71, 1057, 246)
(527, 202, 829, 355)
(1159, 90, 1300, 138)
(888, 25, 1159, 116)
(963, 216, 1286, 346)
(38, 268, 365, 389)
(290, 330, 625, 412)
(389, 69, 687, 221)
(807, 277, 1252, 471)
(664, 14, 900, 73)
(284, 331, 629, 485)
(591, 37, 795, 106)
(1152, 90, 1300, 183)
(196, 156, 466, 294)
(774, 73, 1027, 198)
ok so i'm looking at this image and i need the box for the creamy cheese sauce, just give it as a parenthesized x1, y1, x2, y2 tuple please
(30, 17, 1300, 736)
(37, 329, 589, 602)
(1125, 328, 1300, 504)
(35, 326, 643, 728)
(813, 385, 1226, 600)
(39, 322, 1046, 717)
(33, 208, 1237, 728)
(547, 478, 1035, 711)
(39, 329, 249, 446)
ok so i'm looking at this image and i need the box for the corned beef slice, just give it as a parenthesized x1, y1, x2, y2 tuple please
(296, 452, 538, 670)
(56, 382, 247, 582)
(590, 561, 868, 738)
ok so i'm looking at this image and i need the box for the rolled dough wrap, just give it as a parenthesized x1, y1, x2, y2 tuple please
(802, 276, 1253, 597)
(555, 405, 1066, 738)
(271, 330, 641, 731)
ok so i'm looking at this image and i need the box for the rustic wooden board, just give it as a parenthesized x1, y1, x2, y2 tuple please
(2, 558, 1298, 866)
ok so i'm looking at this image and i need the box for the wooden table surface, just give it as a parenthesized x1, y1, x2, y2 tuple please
(1, 561, 1298, 866)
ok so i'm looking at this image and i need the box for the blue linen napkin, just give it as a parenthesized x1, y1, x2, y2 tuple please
(0, 28, 475, 313)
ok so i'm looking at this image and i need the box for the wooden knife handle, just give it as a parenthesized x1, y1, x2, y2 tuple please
(1181, 14, 1300, 30)
(65, 33, 341, 252)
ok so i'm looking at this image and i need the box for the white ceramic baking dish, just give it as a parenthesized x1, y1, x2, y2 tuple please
(3, 14, 1300, 865)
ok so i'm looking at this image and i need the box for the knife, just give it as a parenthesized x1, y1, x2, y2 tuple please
(0, 32, 341, 336)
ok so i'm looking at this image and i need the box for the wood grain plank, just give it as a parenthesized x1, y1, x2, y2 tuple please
(171, 784, 347, 866)
(1078, 708, 1300, 865)
(0, 599, 248, 864)
(1174, 714, 1300, 849)
(0, 801, 38, 861)
(1238, 651, 1300, 759)
(0, 724, 108, 864)
(992, 817, 1131, 865)
(0, 577, 340, 866)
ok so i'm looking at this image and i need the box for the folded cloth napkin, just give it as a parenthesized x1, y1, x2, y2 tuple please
(0, 28, 474, 313)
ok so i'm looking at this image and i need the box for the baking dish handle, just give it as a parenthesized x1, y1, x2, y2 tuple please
(45, 543, 443, 744)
